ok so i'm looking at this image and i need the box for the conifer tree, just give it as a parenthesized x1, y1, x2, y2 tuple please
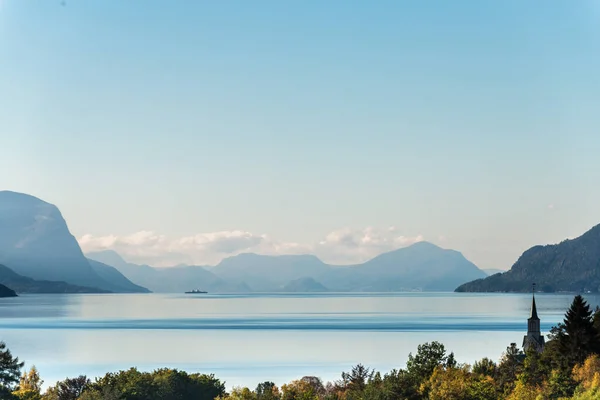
(559, 295, 599, 366)
(0, 341, 25, 397)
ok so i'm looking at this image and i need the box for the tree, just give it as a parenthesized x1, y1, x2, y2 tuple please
(85, 368, 226, 400)
(255, 382, 280, 400)
(505, 380, 542, 400)
(406, 342, 449, 383)
(339, 364, 374, 393)
(280, 379, 321, 400)
(496, 343, 523, 395)
(218, 387, 257, 400)
(14, 365, 43, 400)
(473, 358, 497, 377)
(54, 376, 90, 400)
(519, 347, 546, 387)
(542, 368, 576, 399)
(0, 341, 24, 397)
(420, 365, 496, 400)
(559, 295, 599, 366)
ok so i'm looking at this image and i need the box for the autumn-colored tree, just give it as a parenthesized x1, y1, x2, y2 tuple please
(281, 378, 322, 400)
(13, 365, 43, 400)
(420, 364, 495, 400)
(573, 354, 600, 392)
(505, 380, 542, 400)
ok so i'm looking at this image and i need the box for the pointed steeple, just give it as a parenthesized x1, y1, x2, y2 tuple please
(530, 293, 539, 320)
(529, 282, 538, 319)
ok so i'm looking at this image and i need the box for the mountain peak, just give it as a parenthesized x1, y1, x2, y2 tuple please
(87, 249, 128, 267)
(0, 191, 51, 207)
(456, 222, 600, 293)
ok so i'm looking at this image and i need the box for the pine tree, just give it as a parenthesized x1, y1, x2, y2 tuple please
(559, 295, 599, 366)
(0, 341, 25, 397)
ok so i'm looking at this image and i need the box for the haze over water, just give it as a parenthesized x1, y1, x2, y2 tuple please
(0, 292, 595, 389)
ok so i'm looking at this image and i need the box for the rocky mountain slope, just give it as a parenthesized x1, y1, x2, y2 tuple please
(456, 224, 600, 293)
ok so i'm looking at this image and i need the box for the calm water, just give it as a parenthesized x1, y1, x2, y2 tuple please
(0, 292, 596, 389)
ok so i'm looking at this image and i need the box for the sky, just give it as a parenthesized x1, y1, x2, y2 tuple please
(1, 1, 600, 268)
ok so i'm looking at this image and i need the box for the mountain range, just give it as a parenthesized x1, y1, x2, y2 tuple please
(456, 223, 600, 293)
(0, 190, 488, 294)
(88, 241, 487, 293)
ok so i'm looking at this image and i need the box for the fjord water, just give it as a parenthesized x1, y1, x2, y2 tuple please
(0, 293, 596, 389)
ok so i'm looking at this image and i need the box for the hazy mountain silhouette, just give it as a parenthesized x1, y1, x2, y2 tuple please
(87, 250, 231, 293)
(213, 253, 329, 291)
(0, 264, 108, 293)
(0, 281, 17, 297)
(319, 241, 486, 291)
(456, 224, 600, 293)
(0, 191, 149, 293)
(282, 277, 328, 292)
(90, 242, 484, 292)
(88, 259, 151, 293)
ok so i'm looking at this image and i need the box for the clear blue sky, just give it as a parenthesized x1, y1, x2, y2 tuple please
(1, 1, 600, 268)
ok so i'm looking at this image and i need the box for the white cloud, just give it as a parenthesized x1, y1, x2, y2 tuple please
(78, 227, 424, 267)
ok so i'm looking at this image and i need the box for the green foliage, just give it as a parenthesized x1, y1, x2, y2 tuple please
(519, 347, 547, 387)
(406, 341, 449, 382)
(0, 341, 24, 398)
(83, 368, 225, 400)
(496, 343, 524, 395)
(473, 357, 497, 377)
(255, 382, 280, 400)
(559, 295, 599, 367)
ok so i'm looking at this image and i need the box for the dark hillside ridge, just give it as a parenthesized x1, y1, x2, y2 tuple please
(456, 223, 600, 293)
(0, 264, 109, 293)
(0, 282, 17, 297)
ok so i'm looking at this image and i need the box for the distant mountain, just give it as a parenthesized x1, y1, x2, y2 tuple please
(0, 264, 108, 294)
(87, 250, 227, 293)
(0, 282, 17, 297)
(282, 277, 328, 292)
(213, 253, 329, 291)
(456, 224, 600, 293)
(319, 242, 487, 291)
(0, 191, 148, 293)
(88, 260, 150, 293)
(483, 268, 506, 276)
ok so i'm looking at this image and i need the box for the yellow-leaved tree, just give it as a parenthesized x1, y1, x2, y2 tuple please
(13, 365, 43, 400)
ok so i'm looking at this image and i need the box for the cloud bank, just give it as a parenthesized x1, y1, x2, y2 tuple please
(78, 227, 424, 267)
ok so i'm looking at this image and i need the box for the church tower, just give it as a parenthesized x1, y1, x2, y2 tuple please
(523, 283, 545, 353)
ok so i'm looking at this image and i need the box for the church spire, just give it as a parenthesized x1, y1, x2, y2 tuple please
(529, 283, 539, 320)
(523, 282, 545, 353)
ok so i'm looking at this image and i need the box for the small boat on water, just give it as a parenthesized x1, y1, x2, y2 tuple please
(184, 289, 208, 294)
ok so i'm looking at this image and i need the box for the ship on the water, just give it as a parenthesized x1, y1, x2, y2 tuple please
(184, 289, 208, 294)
